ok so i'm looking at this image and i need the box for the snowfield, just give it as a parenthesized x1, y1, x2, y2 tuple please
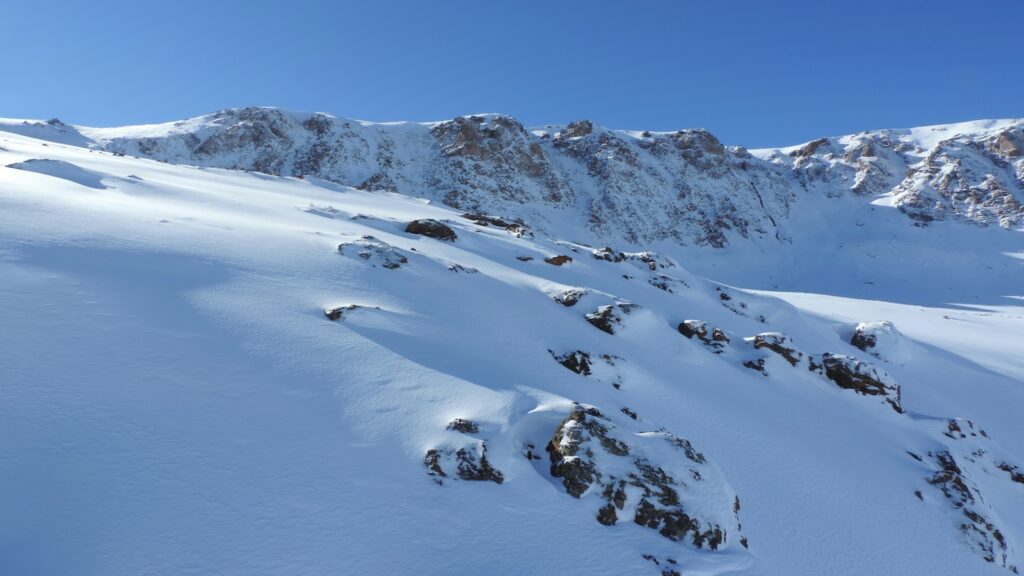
(1, 113, 1022, 576)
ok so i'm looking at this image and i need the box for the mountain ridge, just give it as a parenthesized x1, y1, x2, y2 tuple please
(5, 109, 1023, 252)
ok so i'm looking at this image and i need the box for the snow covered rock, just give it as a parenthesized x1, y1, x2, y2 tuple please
(323, 304, 368, 321)
(848, 321, 912, 363)
(551, 287, 589, 307)
(462, 212, 530, 237)
(752, 332, 803, 366)
(546, 405, 746, 551)
(585, 302, 640, 335)
(337, 235, 409, 269)
(914, 418, 1022, 572)
(424, 443, 504, 485)
(678, 320, 729, 352)
(809, 353, 903, 413)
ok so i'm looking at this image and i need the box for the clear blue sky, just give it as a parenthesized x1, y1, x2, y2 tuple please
(2, 0, 1021, 147)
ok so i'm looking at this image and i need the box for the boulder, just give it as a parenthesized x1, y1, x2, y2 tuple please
(337, 235, 408, 269)
(405, 219, 457, 241)
(545, 255, 573, 266)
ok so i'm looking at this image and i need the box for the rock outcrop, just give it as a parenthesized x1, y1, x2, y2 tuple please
(337, 235, 409, 269)
(405, 219, 457, 242)
(545, 405, 745, 550)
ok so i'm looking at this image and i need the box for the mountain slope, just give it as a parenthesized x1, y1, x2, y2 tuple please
(1, 116, 1023, 575)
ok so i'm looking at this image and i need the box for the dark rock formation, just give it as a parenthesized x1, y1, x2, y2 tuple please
(678, 320, 728, 352)
(925, 450, 1013, 570)
(425, 443, 504, 485)
(551, 350, 593, 375)
(553, 288, 588, 307)
(446, 418, 480, 434)
(324, 304, 364, 321)
(545, 406, 741, 550)
(462, 212, 530, 237)
(586, 303, 638, 335)
(809, 353, 903, 413)
(753, 332, 803, 366)
(545, 255, 573, 266)
(405, 219, 457, 241)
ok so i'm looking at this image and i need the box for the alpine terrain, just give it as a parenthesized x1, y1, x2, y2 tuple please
(2, 108, 1022, 576)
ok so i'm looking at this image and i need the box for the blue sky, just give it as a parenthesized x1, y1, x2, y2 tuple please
(1, 0, 1020, 147)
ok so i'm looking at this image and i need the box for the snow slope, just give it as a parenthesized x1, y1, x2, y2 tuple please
(1, 117, 1023, 576)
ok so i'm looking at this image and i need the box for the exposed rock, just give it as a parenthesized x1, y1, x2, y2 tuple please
(791, 138, 830, 158)
(559, 120, 594, 139)
(462, 212, 529, 237)
(324, 304, 364, 321)
(925, 450, 1013, 570)
(522, 441, 543, 461)
(677, 320, 709, 341)
(943, 418, 988, 440)
(849, 321, 902, 362)
(337, 235, 408, 269)
(648, 274, 686, 293)
(553, 288, 588, 307)
(592, 246, 627, 262)
(446, 418, 480, 434)
(405, 219, 457, 242)
(809, 353, 903, 413)
(585, 303, 639, 335)
(591, 247, 674, 271)
(850, 326, 878, 351)
(545, 255, 573, 266)
(742, 358, 766, 373)
(992, 130, 1022, 158)
(425, 442, 504, 485)
(545, 405, 743, 550)
(551, 350, 592, 375)
(996, 462, 1024, 485)
(752, 332, 803, 366)
(678, 320, 728, 352)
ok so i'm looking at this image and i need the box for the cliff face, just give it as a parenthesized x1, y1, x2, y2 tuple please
(78, 108, 1023, 248)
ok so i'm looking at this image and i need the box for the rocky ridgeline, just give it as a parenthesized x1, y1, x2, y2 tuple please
(762, 122, 1024, 228)
(83, 108, 1024, 247)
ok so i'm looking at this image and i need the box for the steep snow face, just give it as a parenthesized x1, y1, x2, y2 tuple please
(2, 123, 1023, 576)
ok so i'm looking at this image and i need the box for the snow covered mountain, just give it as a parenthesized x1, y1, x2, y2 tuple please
(1, 111, 1022, 576)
